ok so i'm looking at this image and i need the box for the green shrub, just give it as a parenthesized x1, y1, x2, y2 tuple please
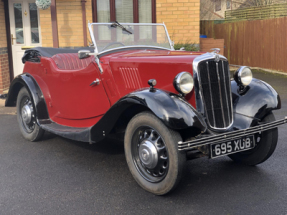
(170, 33, 199, 51)
(173, 42, 198, 51)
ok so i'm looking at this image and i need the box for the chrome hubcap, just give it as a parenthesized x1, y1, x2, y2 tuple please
(20, 98, 36, 133)
(132, 127, 169, 183)
(139, 140, 158, 169)
(22, 104, 32, 124)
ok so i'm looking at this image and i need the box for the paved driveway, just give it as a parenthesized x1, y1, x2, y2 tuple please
(0, 70, 287, 215)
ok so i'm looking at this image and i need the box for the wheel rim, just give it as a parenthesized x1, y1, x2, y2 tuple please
(20, 96, 36, 133)
(131, 126, 169, 183)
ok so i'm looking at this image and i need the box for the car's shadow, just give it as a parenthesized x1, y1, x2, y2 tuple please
(40, 131, 278, 203)
(43, 131, 125, 155)
(165, 159, 279, 214)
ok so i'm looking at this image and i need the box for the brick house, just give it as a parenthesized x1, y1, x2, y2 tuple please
(0, 0, 200, 94)
(200, 0, 243, 20)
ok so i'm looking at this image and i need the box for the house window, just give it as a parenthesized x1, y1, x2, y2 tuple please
(139, 0, 152, 39)
(226, 0, 231, 9)
(116, 0, 133, 22)
(96, 0, 111, 40)
(93, 0, 156, 23)
(215, 0, 221, 11)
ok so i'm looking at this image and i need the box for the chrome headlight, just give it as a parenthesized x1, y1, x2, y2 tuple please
(234, 66, 253, 86)
(174, 72, 194, 94)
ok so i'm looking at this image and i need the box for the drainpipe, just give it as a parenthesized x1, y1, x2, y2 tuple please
(81, 0, 87, 47)
(50, 0, 59, 48)
(3, 0, 14, 81)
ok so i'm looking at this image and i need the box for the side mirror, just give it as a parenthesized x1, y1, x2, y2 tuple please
(78, 50, 91, 59)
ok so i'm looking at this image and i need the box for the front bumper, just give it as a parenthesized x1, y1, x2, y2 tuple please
(178, 116, 287, 151)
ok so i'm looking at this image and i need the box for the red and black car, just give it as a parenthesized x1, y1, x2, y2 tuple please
(5, 22, 287, 195)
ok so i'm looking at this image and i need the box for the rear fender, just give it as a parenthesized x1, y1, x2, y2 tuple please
(90, 88, 207, 143)
(5, 74, 49, 120)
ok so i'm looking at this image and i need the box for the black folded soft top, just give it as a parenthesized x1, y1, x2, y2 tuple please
(22, 47, 94, 63)
(25, 47, 94, 57)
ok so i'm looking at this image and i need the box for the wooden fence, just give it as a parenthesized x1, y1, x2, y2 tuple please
(200, 17, 287, 73)
(225, 4, 287, 22)
(200, 38, 225, 56)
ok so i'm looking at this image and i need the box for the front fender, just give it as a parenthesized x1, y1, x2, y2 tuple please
(90, 88, 207, 143)
(231, 78, 281, 129)
(5, 74, 49, 120)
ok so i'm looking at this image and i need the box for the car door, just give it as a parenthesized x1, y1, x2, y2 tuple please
(46, 60, 111, 123)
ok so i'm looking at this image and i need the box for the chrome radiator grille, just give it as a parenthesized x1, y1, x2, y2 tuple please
(198, 59, 232, 129)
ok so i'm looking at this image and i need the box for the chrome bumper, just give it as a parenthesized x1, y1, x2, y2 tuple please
(178, 116, 287, 151)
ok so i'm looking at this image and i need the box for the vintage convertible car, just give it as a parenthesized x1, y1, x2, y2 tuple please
(5, 22, 287, 195)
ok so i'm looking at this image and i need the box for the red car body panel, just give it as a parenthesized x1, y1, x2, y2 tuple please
(24, 59, 110, 127)
(108, 50, 203, 107)
(23, 49, 204, 128)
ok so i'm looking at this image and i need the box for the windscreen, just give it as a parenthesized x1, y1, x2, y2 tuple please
(89, 23, 172, 53)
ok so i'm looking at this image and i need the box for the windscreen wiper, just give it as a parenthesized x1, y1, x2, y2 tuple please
(110, 21, 133, 34)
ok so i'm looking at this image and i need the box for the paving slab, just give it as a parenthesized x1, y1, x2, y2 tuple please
(0, 99, 16, 115)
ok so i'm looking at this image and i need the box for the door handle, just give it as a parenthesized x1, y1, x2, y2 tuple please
(11, 34, 16, 44)
(90, 79, 100, 86)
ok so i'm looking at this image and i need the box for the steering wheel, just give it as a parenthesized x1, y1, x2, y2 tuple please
(101, 42, 125, 51)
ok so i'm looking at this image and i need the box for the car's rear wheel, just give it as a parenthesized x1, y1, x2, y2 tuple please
(124, 111, 186, 195)
(228, 112, 278, 166)
(17, 87, 44, 141)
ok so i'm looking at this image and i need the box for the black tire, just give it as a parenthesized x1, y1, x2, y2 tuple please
(124, 111, 186, 195)
(229, 112, 278, 166)
(16, 87, 44, 141)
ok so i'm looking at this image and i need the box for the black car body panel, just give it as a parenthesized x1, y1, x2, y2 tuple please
(230, 78, 281, 130)
(90, 88, 208, 143)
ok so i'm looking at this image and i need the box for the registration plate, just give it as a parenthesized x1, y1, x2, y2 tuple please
(210, 135, 255, 158)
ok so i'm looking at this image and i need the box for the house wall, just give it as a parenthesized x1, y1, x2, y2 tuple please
(39, 0, 93, 48)
(215, 0, 230, 18)
(39, 8, 53, 47)
(39, 0, 200, 47)
(0, 1, 10, 94)
(200, 0, 244, 20)
(156, 0, 200, 44)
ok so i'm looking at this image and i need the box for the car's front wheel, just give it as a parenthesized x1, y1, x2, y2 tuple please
(17, 87, 44, 141)
(124, 111, 186, 195)
(229, 112, 278, 166)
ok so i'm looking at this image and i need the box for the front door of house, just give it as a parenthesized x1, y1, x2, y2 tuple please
(9, 0, 41, 77)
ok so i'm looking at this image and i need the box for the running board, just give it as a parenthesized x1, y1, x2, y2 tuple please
(38, 119, 90, 143)
(178, 116, 287, 151)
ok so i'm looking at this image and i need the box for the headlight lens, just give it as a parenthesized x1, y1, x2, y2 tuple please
(235, 66, 253, 86)
(174, 72, 194, 94)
